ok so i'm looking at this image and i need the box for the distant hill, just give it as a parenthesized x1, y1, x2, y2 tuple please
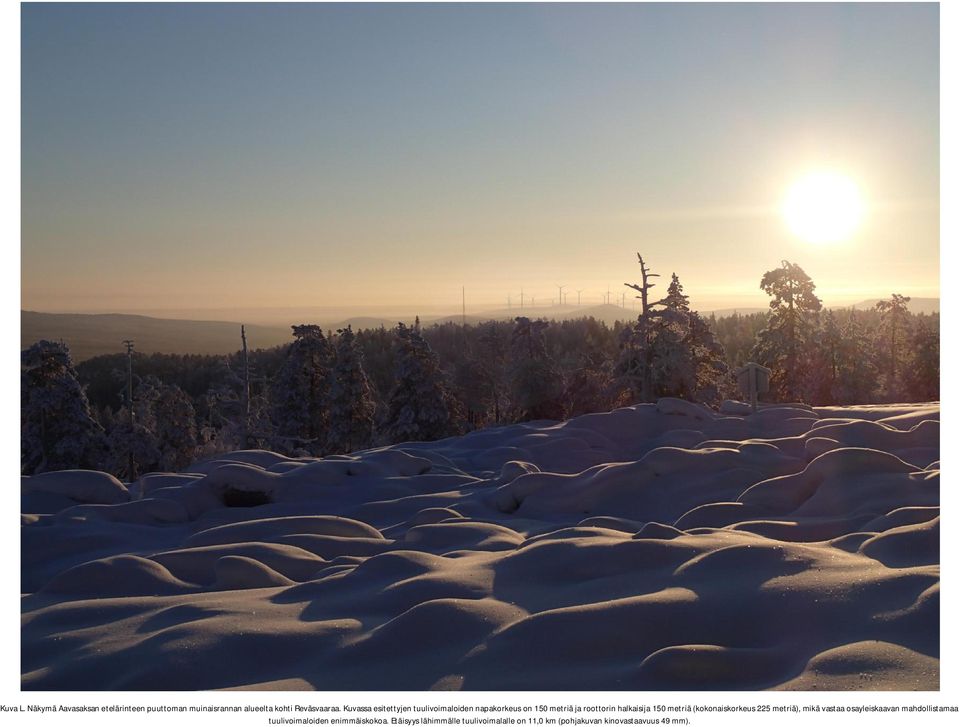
(701, 307, 767, 318)
(849, 297, 939, 315)
(23, 297, 939, 361)
(22, 311, 293, 361)
(697, 298, 940, 318)
(452, 303, 640, 328)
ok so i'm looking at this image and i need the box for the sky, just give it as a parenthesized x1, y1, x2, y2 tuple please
(21, 2, 940, 317)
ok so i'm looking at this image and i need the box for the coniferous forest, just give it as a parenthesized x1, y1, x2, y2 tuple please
(21, 258, 939, 479)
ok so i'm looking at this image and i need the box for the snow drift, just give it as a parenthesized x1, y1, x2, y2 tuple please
(21, 400, 939, 690)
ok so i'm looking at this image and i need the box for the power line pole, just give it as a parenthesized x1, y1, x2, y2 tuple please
(241, 325, 251, 449)
(123, 339, 136, 480)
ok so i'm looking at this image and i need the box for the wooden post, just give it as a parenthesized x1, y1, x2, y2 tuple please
(736, 362, 771, 413)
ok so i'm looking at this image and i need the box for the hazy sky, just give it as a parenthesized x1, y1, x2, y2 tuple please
(21, 2, 939, 315)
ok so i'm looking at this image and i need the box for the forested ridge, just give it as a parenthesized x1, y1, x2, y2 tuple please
(22, 259, 938, 478)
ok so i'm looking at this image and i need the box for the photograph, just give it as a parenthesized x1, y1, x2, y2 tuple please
(19, 1, 940, 692)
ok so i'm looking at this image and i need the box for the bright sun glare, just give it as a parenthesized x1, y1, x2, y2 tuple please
(782, 171, 865, 244)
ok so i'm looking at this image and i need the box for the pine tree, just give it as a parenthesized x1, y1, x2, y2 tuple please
(21, 340, 107, 474)
(834, 312, 878, 404)
(805, 310, 843, 405)
(906, 315, 939, 402)
(751, 260, 823, 401)
(270, 325, 333, 455)
(325, 326, 376, 454)
(381, 320, 462, 443)
(875, 293, 912, 400)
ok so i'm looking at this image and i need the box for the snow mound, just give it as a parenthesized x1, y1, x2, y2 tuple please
(22, 469, 129, 505)
(22, 400, 939, 690)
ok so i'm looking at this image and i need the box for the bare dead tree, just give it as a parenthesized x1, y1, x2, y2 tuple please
(624, 253, 667, 316)
(622, 254, 670, 401)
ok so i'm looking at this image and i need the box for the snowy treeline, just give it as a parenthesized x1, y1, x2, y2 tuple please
(22, 260, 938, 477)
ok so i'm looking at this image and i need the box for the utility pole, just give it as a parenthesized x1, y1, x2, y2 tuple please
(241, 325, 251, 449)
(123, 339, 136, 480)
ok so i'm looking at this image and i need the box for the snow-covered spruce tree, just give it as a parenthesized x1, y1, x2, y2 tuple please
(325, 326, 376, 454)
(21, 340, 107, 475)
(381, 320, 462, 443)
(104, 376, 165, 477)
(508, 316, 566, 421)
(104, 419, 162, 478)
(270, 325, 333, 456)
(685, 306, 731, 404)
(153, 383, 200, 470)
(751, 260, 822, 402)
(131, 375, 162, 432)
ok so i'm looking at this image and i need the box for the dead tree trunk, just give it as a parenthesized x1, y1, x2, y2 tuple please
(623, 253, 666, 402)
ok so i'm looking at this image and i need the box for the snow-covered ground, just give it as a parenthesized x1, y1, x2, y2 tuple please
(21, 399, 939, 690)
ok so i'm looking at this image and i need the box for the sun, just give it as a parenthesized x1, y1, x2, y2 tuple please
(782, 171, 865, 244)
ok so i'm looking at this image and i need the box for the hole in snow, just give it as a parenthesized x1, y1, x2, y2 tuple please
(222, 487, 272, 508)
